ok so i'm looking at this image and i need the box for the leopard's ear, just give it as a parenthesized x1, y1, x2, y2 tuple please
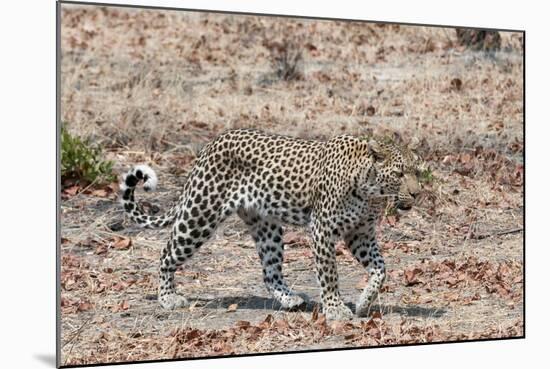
(408, 136, 420, 151)
(367, 139, 386, 162)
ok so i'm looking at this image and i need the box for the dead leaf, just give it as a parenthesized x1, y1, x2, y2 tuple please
(305, 42, 317, 51)
(314, 314, 326, 328)
(361, 318, 377, 331)
(497, 263, 510, 280)
(330, 321, 354, 335)
(90, 188, 109, 197)
(384, 241, 397, 250)
(313, 314, 328, 336)
(95, 243, 108, 255)
(489, 120, 504, 132)
(178, 328, 201, 340)
(94, 332, 109, 342)
(443, 292, 460, 302)
(112, 237, 132, 250)
(404, 267, 423, 286)
(258, 314, 273, 329)
(459, 153, 472, 164)
(235, 320, 250, 329)
(344, 333, 358, 341)
(107, 182, 119, 193)
(442, 155, 454, 164)
(283, 231, 309, 246)
(307, 305, 319, 323)
(188, 120, 208, 129)
(111, 282, 127, 292)
(274, 318, 291, 331)
(455, 162, 474, 176)
(77, 301, 93, 312)
(246, 326, 263, 339)
(111, 300, 130, 312)
(371, 311, 383, 320)
(450, 78, 463, 91)
(361, 318, 381, 339)
(226, 303, 238, 312)
(446, 276, 461, 287)
(63, 185, 80, 196)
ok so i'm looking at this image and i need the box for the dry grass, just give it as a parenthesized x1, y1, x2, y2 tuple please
(59, 4, 523, 366)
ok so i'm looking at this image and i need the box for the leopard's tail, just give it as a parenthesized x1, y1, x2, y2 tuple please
(120, 164, 177, 228)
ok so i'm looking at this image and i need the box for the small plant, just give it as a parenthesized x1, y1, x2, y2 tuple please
(61, 125, 116, 186)
(455, 28, 501, 52)
(271, 41, 304, 82)
(380, 135, 397, 145)
(384, 201, 398, 216)
(419, 168, 435, 184)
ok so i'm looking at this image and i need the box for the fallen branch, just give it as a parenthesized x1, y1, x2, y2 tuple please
(473, 227, 523, 240)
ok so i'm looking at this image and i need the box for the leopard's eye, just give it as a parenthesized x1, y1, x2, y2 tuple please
(393, 170, 404, 178)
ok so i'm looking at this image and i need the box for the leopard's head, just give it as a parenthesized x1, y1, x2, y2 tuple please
(367, 137, 427, 211)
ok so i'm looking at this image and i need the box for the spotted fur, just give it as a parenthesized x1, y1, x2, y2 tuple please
(121, 129, 424, 320)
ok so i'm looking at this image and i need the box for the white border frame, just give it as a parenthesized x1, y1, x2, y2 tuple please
(2, 1, 545, 368)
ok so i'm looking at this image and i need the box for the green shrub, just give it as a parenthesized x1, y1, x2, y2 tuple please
(61, 125, 116, 186)
(384, 201, 398, 216)
(419, 168, 435, 184)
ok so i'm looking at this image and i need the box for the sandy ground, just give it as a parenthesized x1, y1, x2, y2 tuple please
(59, 4, 524, 366)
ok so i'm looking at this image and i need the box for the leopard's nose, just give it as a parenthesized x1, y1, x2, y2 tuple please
(410, 190, 420, 200)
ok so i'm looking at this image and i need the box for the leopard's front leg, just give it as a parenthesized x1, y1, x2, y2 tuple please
(345, 220, 386, 317)
(310, 218, 353, 321)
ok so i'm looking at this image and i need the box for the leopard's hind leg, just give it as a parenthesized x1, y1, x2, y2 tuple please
(158, 178, 240, 309)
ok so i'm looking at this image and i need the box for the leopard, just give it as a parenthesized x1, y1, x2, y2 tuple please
(120, 129, 425, 320)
